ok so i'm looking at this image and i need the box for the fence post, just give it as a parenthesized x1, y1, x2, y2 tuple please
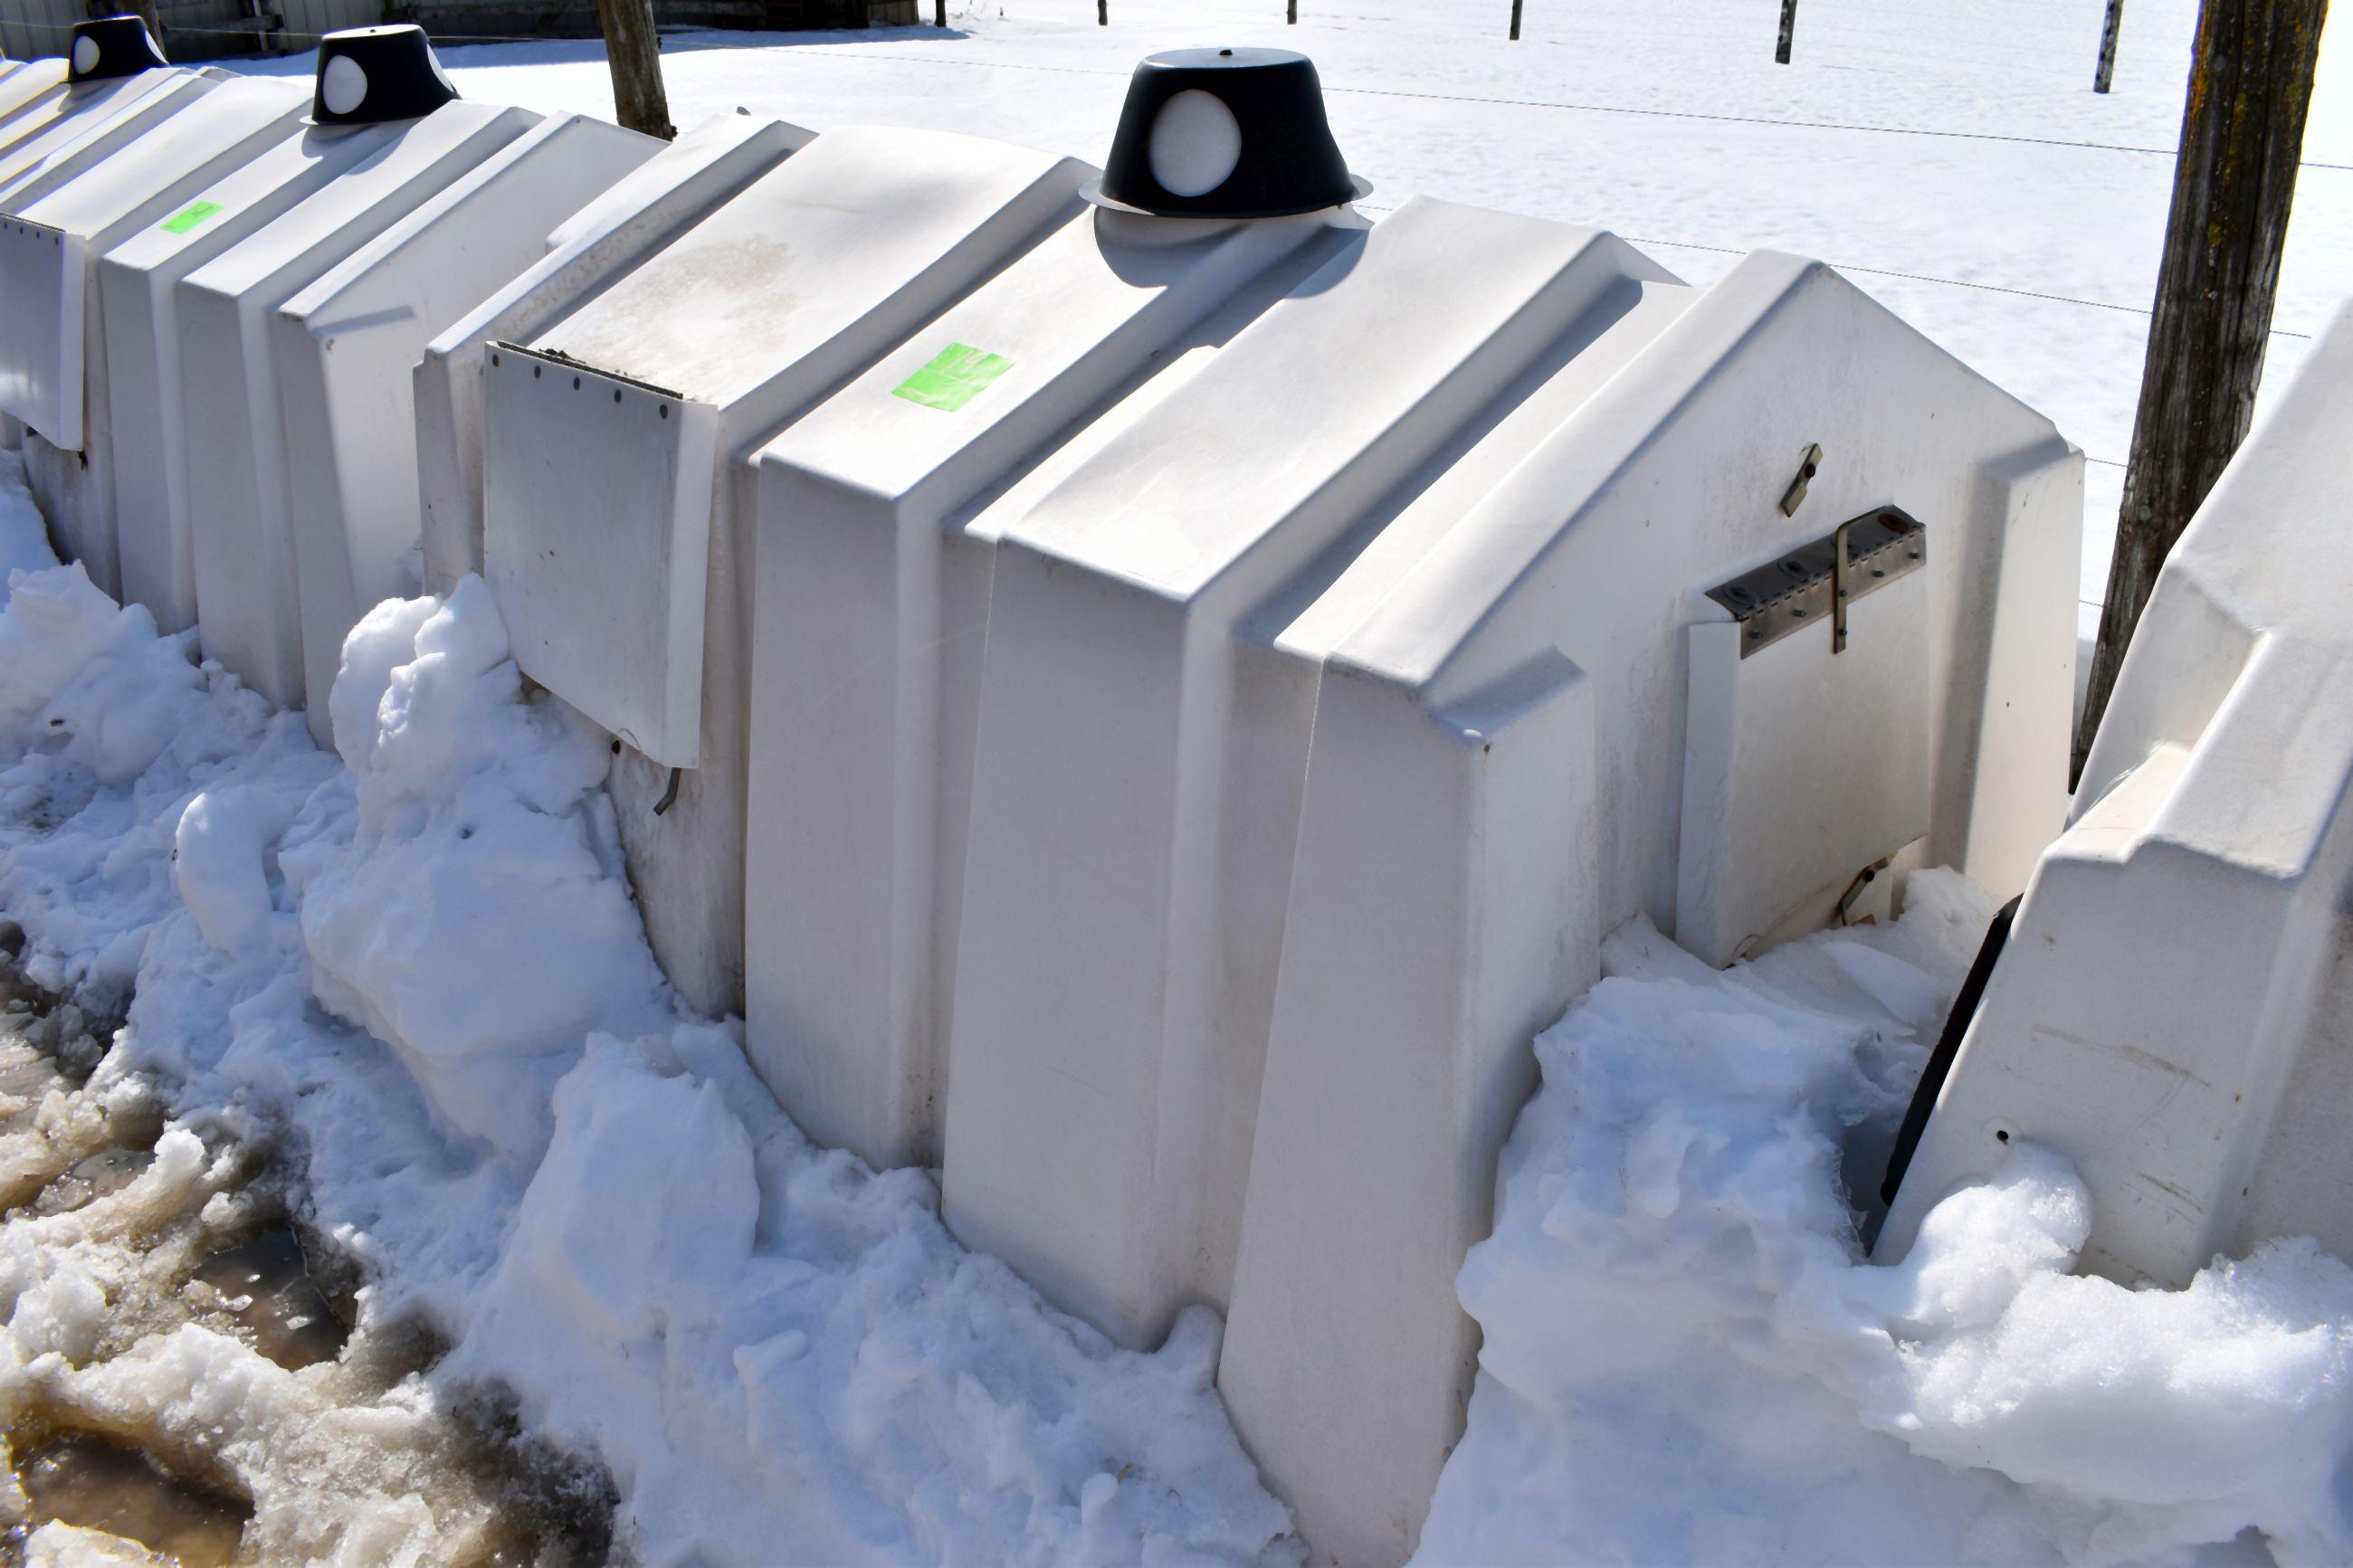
(1099, 0, 1108, 23)
(1776, 0, 1797, 62)
(1289, 0, 1299, 22)
(2077, 0, 2327, 774)
(595, 0, 674, 139)
(2094, 0, 2126, 91)
(938, 0, 947, 25)
(1510, 0, 1523, 40)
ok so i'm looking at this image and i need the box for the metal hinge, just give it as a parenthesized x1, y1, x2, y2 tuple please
(1706, 505, 1928, 658)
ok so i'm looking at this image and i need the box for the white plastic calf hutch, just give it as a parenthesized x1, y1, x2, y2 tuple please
(1880, 301, 2353, 1291)
(740, 117, 1368, 1169)
(0, 75, 310, 597)
(167, 30, 548, 711)
(1210, 243, 2074, 1565)
(414, 108, 814, 596)
(480, 124, 1089, 1017)
(272, 107, 661, 746)
(98, 37, 485, 638)
(747, 51, 2077, 1567)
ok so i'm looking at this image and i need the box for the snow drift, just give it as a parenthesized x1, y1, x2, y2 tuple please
(0, 489, 1292, 1561)
(1421, 879, 2353, 1566)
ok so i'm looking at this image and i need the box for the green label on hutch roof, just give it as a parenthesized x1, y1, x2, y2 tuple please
(158, 199, 224, 235)
(892, 342, 1013, 413)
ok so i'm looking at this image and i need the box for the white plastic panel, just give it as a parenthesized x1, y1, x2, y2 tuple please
(100, 119, 429, 632)
(174, 102, 535, 708)
(1675, 549, 1933, 965)
(0, 60, 67, 125)
(744, 204, 1356, 1172)
(275, 111, 659, 748)
(527, 126, 1080, 409)
(485, 347, 719, 763)
(414, 109, 809, 593)
(481, 124, 1087, 1016)
(487, 124, 1081, 765)
(0, 78, 305, 451)
(0, 218, 81, 451)
(1879, 300, 2353, 1289)
(0, 74, 141, 162)
(0, 69, 214, 204)
(942, 198, 1665, 1354)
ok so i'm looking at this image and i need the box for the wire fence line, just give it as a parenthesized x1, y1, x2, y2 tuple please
(15, 14, 2347, 173)
(1341, 204, 2313, 344)
(796, 47, 2353, 173)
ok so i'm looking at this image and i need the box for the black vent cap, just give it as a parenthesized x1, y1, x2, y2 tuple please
(1085, 48, 1369, 220)
(68, 16, 169, 81)
(311, 24, 460, 126)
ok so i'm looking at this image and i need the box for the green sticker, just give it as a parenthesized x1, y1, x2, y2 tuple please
(158, 199, 224, 235)
(892, 342, 1012, 413)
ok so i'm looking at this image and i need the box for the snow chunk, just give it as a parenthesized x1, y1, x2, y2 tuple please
(0, 565, 132, 736)
(24, 1521, 157, 1566)
(174, 787, 298, 958)
(282, 579, 668, 1158)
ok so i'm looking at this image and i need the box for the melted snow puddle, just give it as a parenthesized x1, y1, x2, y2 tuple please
(186, 1228, 348, 1375)
(15, 1430, 251, 1564)
(0, 952, 614, 1566)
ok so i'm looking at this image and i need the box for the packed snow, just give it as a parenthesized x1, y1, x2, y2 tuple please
(1421, 879, 2353, 1565)
(0, 473, 1291, 1561)
(0, 457, 50, 598)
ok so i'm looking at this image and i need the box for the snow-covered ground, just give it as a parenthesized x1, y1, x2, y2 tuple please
(2, 7, 2348, 1561)
(0, 451, 1289, 1564)
(234, 0, 2353, 628)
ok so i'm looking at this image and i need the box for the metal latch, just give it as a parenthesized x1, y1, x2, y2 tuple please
(1705, 505, 1927, 658)
(1779, 442, 1823, 516)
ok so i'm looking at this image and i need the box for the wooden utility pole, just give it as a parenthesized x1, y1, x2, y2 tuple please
(1510, 0, 1523, 40)
(595, 0, 674, 140)
(1777, 0, 1797, 62)
(2077, 0, 2328, 774)
(2094, 0, 2126, 91)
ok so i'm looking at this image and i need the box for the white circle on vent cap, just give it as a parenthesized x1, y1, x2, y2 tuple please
(1147, 89, 1243, 198)
(321, 53, 368, 115)
(71, 36, 100, 74)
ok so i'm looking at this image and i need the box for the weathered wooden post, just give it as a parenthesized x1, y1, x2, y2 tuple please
(1289, 0, 1299, 22)
(2095, 0, 2127, 91)
(1510, 0, 1524, 40)
(938, 0, 947, 25)
(1777, 0, 1797, 62)
(2077, 0, 2329, 774)
(1099, 0, 1108, 24)
(595, 0, 674, 139)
